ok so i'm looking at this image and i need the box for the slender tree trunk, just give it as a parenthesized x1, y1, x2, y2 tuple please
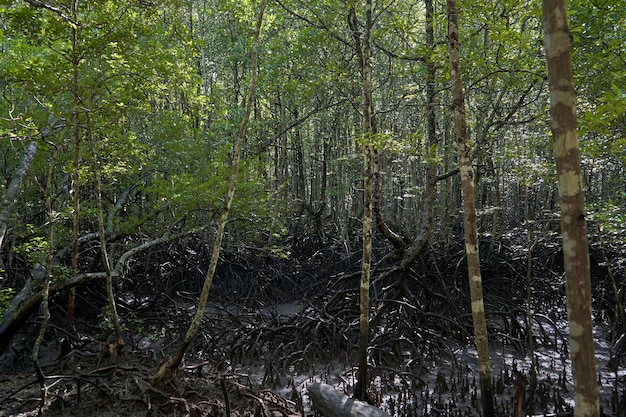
(63, 0, 80, 356)
(151, 0, 267, 384)
(373, 149, 403, 251)
(423, 0, 437, 242)
(0, 141, 37, 252)
(32, 151, 56, 409)
(294, 118, 306, 201)
(396, 0, 442, 270)
(542, 1, 600, 415)
(397, 0, 455, 268)
(354, 0, 373, 403)
(96, 169, 124, 355)
(446, 1, 495, 416)
(525, 184, 538, 414)
(89, 115, 124, 355)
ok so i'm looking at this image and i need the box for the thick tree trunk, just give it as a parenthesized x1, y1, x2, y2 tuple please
(151, 0, 267, 384)
(446, 1, 495, 416)
(542, 1, 600, 416)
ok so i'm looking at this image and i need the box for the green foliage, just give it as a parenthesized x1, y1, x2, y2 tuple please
(12, 229, 71, 282)
(581, 83, 626, 138)
(572, 0, 626, 143)
(590, 197, 626, 238)
(266, 245, 291, 259)
(14, 234, 48, 266)
(98, 304, 126, 335)
(356, 132, 394, 151)
(588, 196, 626, 273)
(0, 0, 623, 307)
(0, 287, 16, 318)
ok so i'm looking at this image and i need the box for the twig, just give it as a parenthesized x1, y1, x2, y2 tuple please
(220, 376, 231, 416)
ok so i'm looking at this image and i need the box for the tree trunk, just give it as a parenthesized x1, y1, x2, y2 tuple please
(353, 0, 374, 403)
(423, 0, 438, 243)
(0, 141, 37, 252)
(64, 0, 81, 356)
(151, 0, 267, 384)
(32, 150, 56, 405)
(91, 118, 124, 355)
(542, 1, 600, 415)
(446, 1, 495, 416)
(394, 0, 454, 271)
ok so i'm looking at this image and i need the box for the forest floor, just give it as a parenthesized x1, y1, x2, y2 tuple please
(0, 297, 624, 417)
(1, 238, 625, 416)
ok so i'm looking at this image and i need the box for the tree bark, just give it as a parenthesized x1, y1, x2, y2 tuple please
(0, 141, 37, 252)
(353, 0, 374, 403)
(396, 0, 442, 271)
(542, 1, 600, 416)
(446, 1, 495, 416)
(423, 0, 438, 243)
(151, 0, 267, 384)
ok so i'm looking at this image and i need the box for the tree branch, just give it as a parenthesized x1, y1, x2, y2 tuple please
(0, 226, 208, 353)
(22, 0, 78, 26)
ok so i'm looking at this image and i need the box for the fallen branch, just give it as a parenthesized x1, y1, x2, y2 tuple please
(307, 382, 391, 417)
(0, 227, 208, 354)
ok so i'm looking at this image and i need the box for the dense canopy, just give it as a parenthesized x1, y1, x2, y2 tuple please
(0, 1, 624, 416)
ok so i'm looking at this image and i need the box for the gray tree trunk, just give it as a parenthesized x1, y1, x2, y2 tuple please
(0, 141, 37, 251)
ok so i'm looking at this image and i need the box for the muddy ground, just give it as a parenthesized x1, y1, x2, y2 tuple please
(1, 239, 625, 416)
(1, 296, 624, 417)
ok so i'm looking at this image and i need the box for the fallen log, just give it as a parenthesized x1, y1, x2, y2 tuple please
(307, 382, 391, 417)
